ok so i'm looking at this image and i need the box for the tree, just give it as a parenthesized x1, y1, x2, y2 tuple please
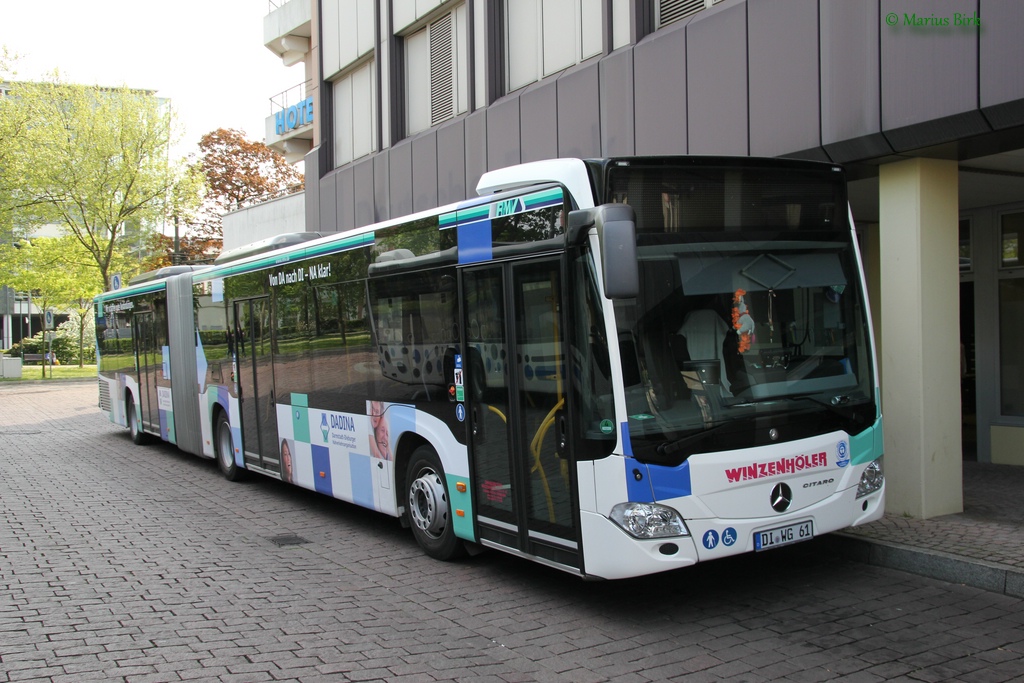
(195, 127, 304, 243)
(6, 74, 185, 290)
(145, 160, 210, 269)
(0, 49, 32, 243)
(7, 237, 103, 370)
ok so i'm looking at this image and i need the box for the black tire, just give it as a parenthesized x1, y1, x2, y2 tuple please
(215, 412, 244, 481)
(405, 445, 465, 560)
(128, 396, 147, 445)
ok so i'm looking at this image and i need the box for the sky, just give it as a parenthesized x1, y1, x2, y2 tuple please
(1, 0, 301, 158)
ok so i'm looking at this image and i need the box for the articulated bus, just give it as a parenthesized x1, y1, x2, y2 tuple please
(95, 156, 885, 580)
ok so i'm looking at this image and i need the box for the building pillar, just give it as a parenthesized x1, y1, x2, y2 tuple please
(879, 158, 962, 518)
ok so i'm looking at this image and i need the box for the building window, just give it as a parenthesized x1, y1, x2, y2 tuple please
(405, 4, 469, 136)
(506, 0, 603, 93)
(998, 211, 1024, 416)
(333, 60, 376, 168)
(959, 218, 972, 272)
(1000, 212, 1023, 268)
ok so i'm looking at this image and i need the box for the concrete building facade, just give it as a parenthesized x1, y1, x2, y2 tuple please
(262, 0, 1024, 519)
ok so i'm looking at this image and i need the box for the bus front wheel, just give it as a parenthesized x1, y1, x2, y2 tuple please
(405, 446, 465, 561)
(215, 413, 244, 481)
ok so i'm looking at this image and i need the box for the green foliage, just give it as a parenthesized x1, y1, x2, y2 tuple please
(7, 331, 77, 364)
(1, 74, 186, 289)
(56, 313, 96, 366)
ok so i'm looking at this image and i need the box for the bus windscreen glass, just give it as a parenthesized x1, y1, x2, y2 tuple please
(606, 163, 876, 465)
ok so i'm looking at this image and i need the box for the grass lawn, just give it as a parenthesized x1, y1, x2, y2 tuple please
(1, 364, 98, 381)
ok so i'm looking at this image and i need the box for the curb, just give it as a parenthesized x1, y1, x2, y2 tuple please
(0, 376, 97, 385)
(826, 532, 1024, 599)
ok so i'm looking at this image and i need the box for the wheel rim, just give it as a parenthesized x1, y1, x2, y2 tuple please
(409, 467, 448, 539)
(217, 421, 234, 470)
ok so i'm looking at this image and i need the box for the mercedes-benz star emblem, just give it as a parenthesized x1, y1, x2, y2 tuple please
(770, 483, 793, 512)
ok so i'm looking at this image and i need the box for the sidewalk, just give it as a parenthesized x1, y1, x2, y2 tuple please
(830, 460, 1024, 598)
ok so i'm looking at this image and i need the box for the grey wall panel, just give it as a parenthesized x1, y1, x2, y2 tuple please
(412, 132, 439, 213)
(436, 119, 467, 206)
(979, 0, 1024, 129)
(599, 48, 635, 157)
(465, 110, 488, 196)
(820, 0, 886, 158)
(352, 158, 375, 228)
(633, 23, 687, 155)
(335, 166, 355, 232)
(748, 0, 820, 157)
(373, 153, 390, 222)
(304, 147, 322, 233)
(557, 61, 601, 158)
(880, 0, 988, 150)
(487, 95, 522, 171)
(520, 80, 558, 163)
(686, 2, 748, 155)
(389, 141, 413, 217)
(319, 173, 338, 233)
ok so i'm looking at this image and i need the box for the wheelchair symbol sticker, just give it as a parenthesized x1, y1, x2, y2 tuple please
(722, 527, 737, 547)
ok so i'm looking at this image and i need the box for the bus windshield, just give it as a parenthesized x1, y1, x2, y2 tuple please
(604, 161, 876, 465)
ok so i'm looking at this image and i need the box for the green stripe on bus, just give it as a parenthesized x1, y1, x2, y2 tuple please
(193, 232, 375, 280)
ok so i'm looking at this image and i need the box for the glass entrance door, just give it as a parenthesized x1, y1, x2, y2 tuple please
(234, 297, 280, 472)
(463, 258, 579, 568)
(133, 312, 159, 432)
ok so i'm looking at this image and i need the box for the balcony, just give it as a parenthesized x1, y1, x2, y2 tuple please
(266, 82, 313, 164)
(265, 0, 312, 67)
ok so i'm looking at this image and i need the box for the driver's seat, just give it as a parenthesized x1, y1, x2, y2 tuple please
(678, 309, 731, 396)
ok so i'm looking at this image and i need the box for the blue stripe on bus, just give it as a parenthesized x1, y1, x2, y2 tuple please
(350, 454, 374, 509)
(311, 444, 332, 495)
(458, 220, 493, 264)
(624, 457, 654, 503)
(386, 404, 417, 437)
(648, 461, 692, 501)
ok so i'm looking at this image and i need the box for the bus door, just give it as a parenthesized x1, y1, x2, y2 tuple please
(463, 257, 579, 569)
(133, 311, 159, 433)
(234, 297, 280, 473)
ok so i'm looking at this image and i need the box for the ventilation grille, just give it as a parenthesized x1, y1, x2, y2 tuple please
(429, 13, 455, 127)
(658, 0, 706, 28)
(98, 378, 112, 412)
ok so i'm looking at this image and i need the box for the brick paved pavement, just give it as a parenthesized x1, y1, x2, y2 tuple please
(838, 462, 1024, 597)
(2, 381, 1024, 682)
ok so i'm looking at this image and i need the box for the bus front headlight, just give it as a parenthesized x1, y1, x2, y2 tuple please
(856, 457, 884, 498)
(610, 502, 690, 539)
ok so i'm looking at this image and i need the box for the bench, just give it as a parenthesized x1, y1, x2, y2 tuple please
(22, 353, 44, 364)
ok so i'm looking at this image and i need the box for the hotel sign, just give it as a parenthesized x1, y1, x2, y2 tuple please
(275, 96, 314, 134)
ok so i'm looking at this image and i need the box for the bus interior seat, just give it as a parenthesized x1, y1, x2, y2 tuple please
(640, 320, 689, 411)
(678, 309, 732, 395)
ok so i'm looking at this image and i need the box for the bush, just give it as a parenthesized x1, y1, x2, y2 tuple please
(6, 332, 79, 364)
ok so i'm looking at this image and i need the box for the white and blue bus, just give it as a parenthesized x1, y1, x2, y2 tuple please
(95, 156, 885, 579)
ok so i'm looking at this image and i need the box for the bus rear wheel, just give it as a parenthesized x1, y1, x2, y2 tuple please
(405, 446, 465, 561)
(128, 396, 147, 445)
(215, 412, 244, 481)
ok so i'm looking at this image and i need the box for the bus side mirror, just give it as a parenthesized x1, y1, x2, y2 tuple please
(568, 204, 639, 299)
